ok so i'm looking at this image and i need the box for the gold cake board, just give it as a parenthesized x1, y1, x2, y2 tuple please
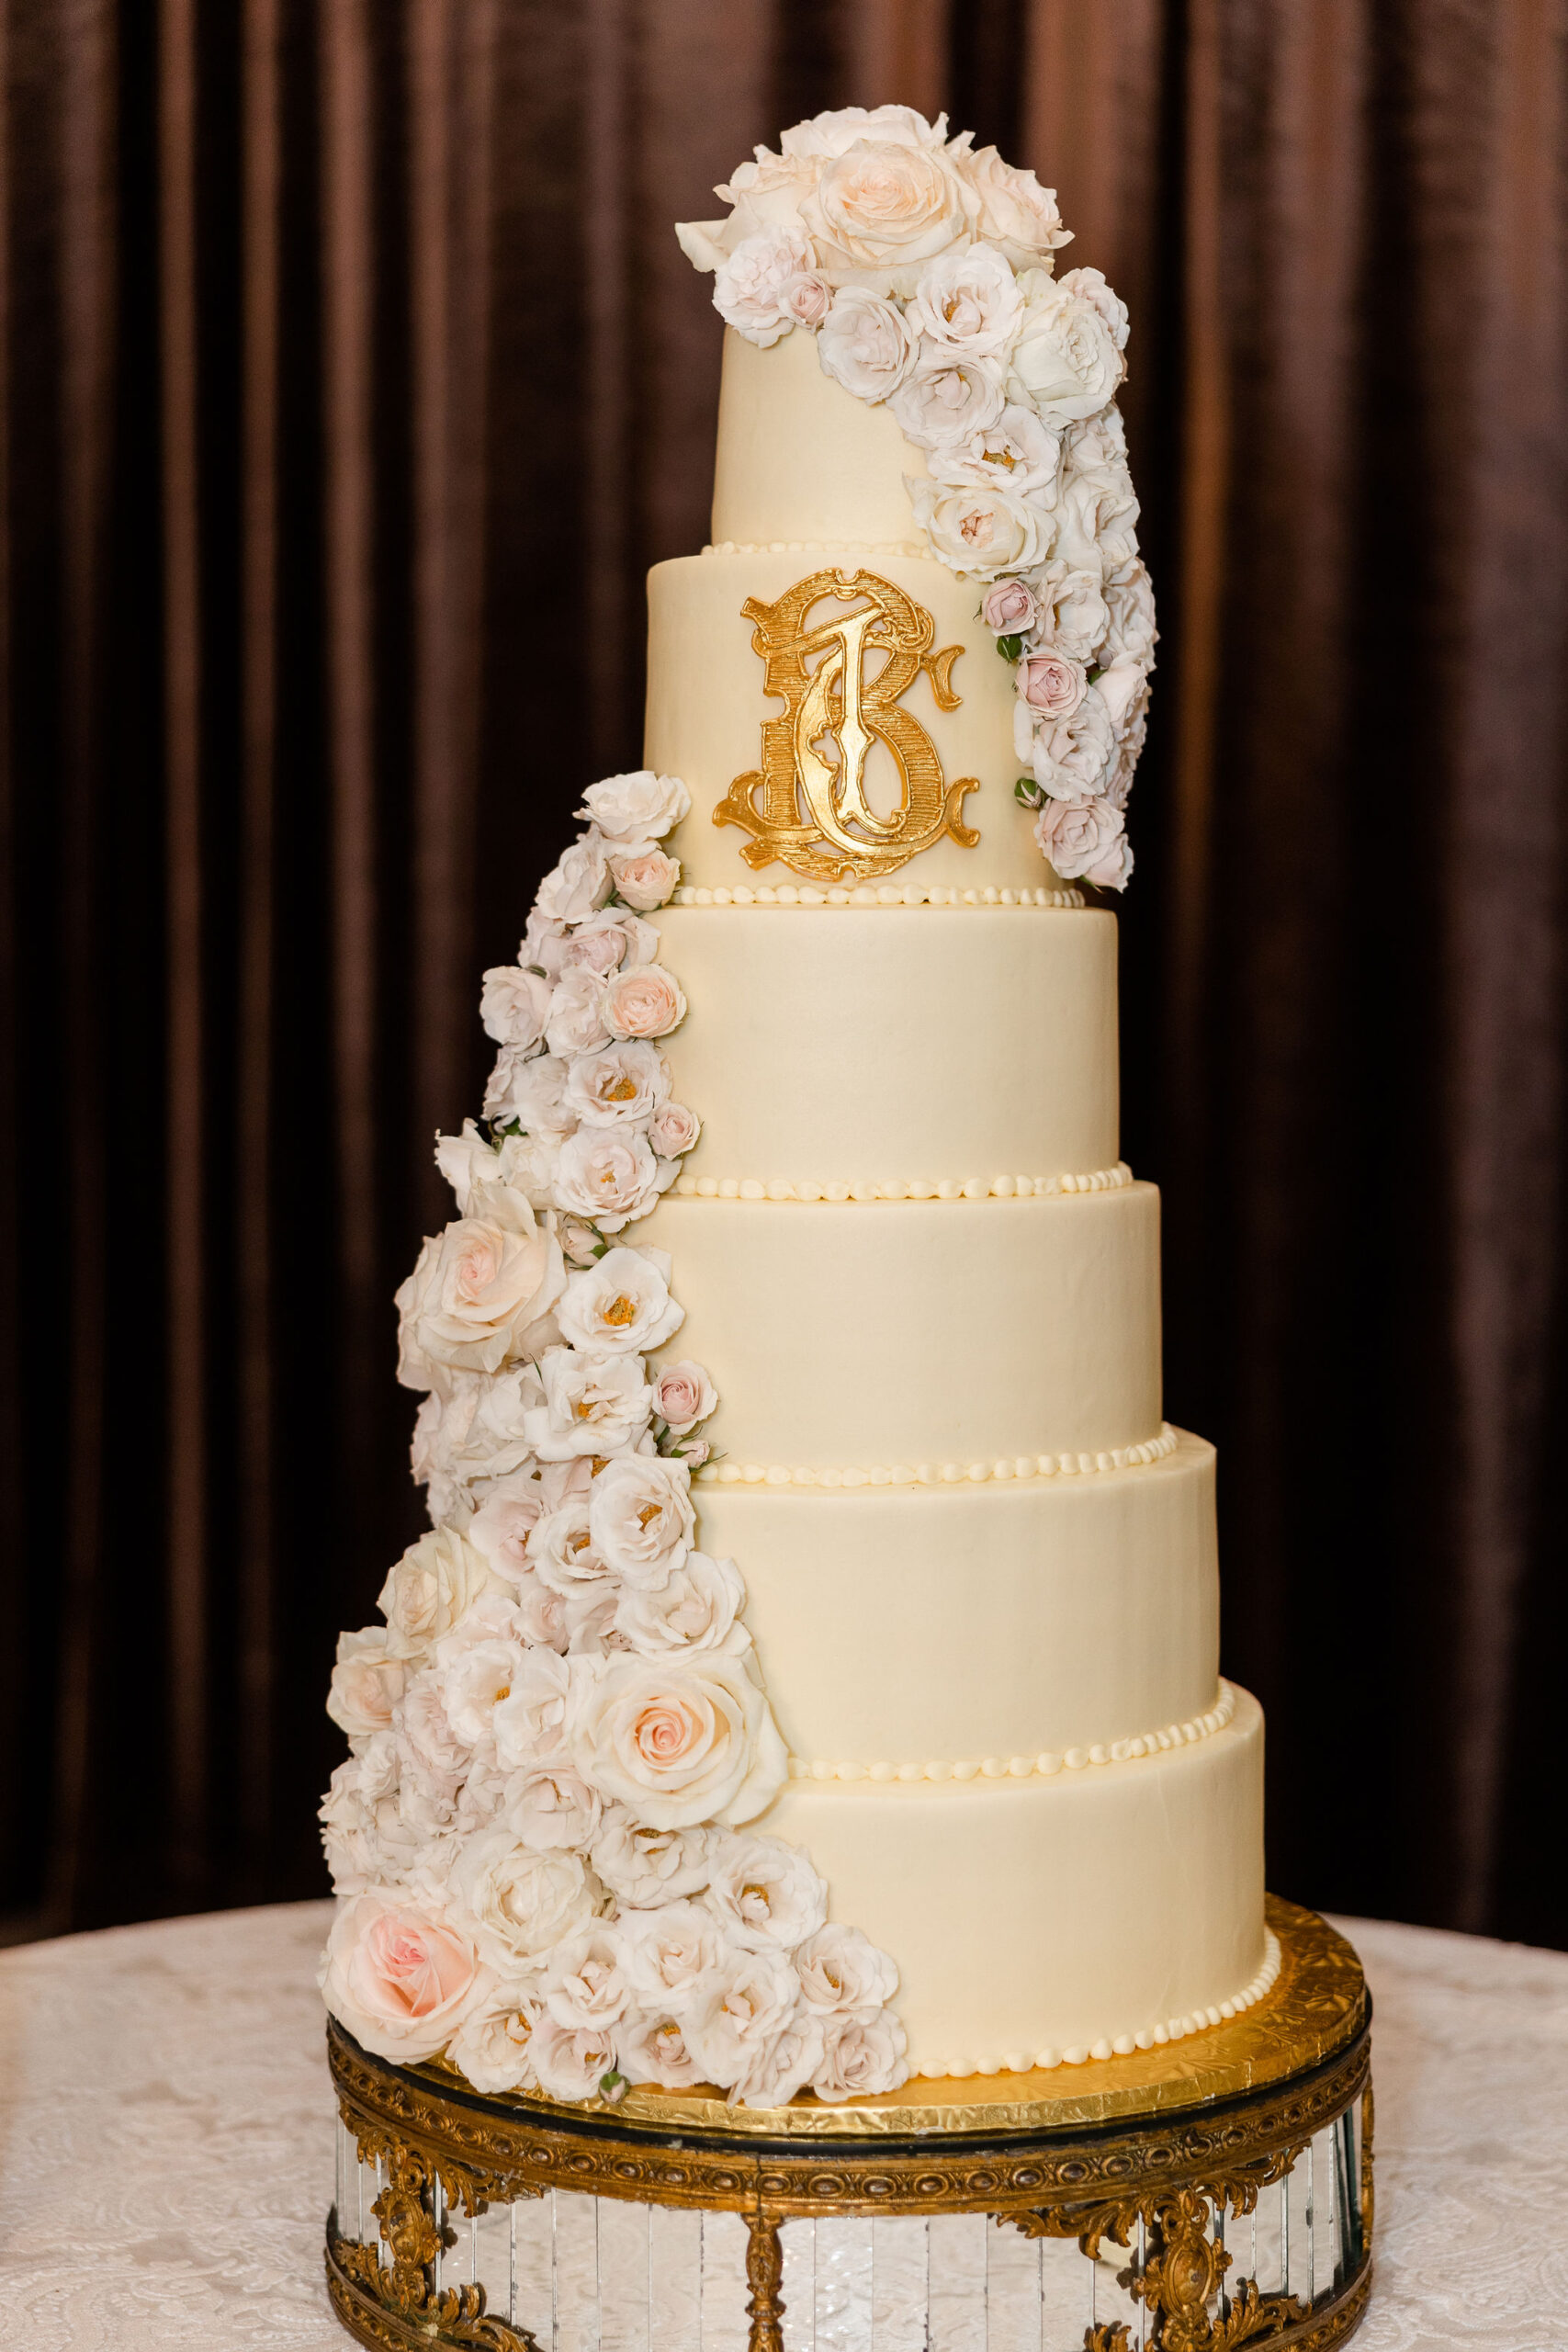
(325, 1894, 1373, 2352)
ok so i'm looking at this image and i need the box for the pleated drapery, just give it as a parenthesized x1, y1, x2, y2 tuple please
(0, 0, 1563, 1945)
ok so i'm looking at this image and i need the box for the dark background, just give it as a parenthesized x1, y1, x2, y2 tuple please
(1, 0, 1564, 1949)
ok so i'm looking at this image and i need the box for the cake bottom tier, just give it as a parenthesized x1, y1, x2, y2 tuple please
(756, 1685, 1266, 2079)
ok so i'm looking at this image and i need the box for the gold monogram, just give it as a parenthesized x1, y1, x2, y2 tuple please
(715, 568, 981, 883)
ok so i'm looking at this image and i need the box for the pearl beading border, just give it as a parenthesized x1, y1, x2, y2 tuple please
(694, 1424, 1179, 1490)
(704, 538, 930, 559)
(671, 883, 1085, 910)
(673, 1163, 1132, 1204)
(910, 1928, 1283, 2082)
(786, 1679, 1237, 1789)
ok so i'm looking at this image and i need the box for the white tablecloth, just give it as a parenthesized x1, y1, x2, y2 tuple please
(0, 1902, 1561, 2348)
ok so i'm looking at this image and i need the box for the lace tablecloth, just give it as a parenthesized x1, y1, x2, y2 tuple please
(0, 1901, 1560, 2348)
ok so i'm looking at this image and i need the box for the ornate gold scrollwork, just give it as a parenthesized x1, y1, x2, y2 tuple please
(326, 2130, 536, 2352)
(715, 567, 980, 882)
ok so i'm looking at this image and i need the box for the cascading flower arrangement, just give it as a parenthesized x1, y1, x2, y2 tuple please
(318, 768, 909, 2110)
(679, 104, 1156, 889)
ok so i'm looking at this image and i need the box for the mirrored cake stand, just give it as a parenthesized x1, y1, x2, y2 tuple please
(324, 1895, 1372, 2352)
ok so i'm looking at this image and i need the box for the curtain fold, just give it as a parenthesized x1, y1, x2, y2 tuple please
(0, 0, 1562, 1945)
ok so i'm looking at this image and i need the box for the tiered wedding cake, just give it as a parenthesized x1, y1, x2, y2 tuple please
(319, 106, 1269, 2109)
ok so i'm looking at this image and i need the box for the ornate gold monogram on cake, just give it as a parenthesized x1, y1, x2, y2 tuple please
(715, 568, 980, 883)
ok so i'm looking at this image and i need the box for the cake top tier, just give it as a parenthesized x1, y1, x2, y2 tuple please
(671, 107, 1155, 898)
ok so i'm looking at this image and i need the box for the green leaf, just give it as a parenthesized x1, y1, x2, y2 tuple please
(1087, 664, 1104, 685)
(996, 632, 1024, 662)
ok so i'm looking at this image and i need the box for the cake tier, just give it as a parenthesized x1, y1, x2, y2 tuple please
(756, 1685, 1267, 2076)
(703, 1431, 1217, 1768)
(655, 905, 1119, 1184)
(644, 1185, 1162, 1465)
(647, 548, 1047, 896)
(711, 323, 929, 547)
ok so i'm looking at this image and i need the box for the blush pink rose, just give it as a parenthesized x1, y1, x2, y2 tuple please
(319, 1892, 491, 2062)
(982, 578, 1038, 634)
(603, 963, 687, 1040)
(653, 1359, 717, 1434)
(1019, 652, 1087, 720)
(1034, 796, 1131, 889)
(648, 1101, 700, 1157)
(609, 846, 681, 910)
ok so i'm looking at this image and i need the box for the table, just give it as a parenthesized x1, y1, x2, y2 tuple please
(0, 1903, 1560, 2349)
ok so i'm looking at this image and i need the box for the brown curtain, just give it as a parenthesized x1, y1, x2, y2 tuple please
(1, 0, 1563, 1944)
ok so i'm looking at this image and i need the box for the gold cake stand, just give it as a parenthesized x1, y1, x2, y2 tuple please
(324, 1894, 1372, 2352)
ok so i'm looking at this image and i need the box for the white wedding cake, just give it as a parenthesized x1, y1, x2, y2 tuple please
(319, 107, 1269, 2109)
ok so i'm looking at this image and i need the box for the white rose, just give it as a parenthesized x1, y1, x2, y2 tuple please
(447, 1986, 544, 2094)
(509, 1569, 570, 1653)
(588, 1454, 695, 1585)
(526, 1499, 613, 1595)
(455, 1754, 511, 1830)
(812, 2010, 911, 2102)
(479, 964, 552, 1049)
(1032, 561, 1111, 661)
(520, 907, 564, 973)
(712, 224, 817, 348)
(437, 1634, 530, 1749)
(651, 1359, 718, 1435)
(615, 2010, 705, 2089)
(535, 831, 611, 923)
(502, 1764, 603, 1851)
(558, 1247, 683, 1357)
(729, 2011, 827, 2109)
(677, 152, 818, 274)
(794, 1924, 899, 2015)
(528, 2013, 620, 2102)
(524, 1346, 653, 1460)
(412, 1364, 543, 1504)
(955, 146, 1071, 270)
(319, 1893, 491, 2064)
(477, 1071, 559, 1190)
(544, 1925, 633, 2030)
(817, 287, 919, 401)
(1055, 459, 1140, 577)
(552, 1128, 665, 1232)
(803, 139, 977, 275)
(1094, 656, 1147, 737)
(707, 1834, 828, 1951)
(608, 844, 680, 910)
(1057, 264, 1130, 351)
(1026, 685, 1118, 802)
(378, 1525, 492, 1657)
(908, 477, 1046, 578)
(320, 1756, 385, 1894)
(435, 1119, 551, 1214)
(602, 962, 686, 1041)
(328, 1626, 408, 1739)
(447, 1828, 601, 1973)
(780, 105, 947, 160)
(683, 1950, 798, 2086)
(395, 1187, 565, 1385)
(576, 770, 691, 845)
(558, 907, 658, 978)
(1034, 795, 1129, 885)
(619, 1899, 731, 2011)
(501, 1052, 577, 1139)
(648, 1101, 700, 1158)
(592, 1816, 714, 1907)
(545, 967, 611, 1059)
(616, 1551, 748, 1658)
(564, 1584, 629, 1657)
(491, 1646, 584, 1768)
(890, 352, 1006, 452)
(571, 1654, 788, 1830)
(1100, 558, 1157, 667)
(465, 1480, 547, 1584)
(565, 1041, 670, 1128)
(940, 403, 1060, 497)
(395, 1675, 471, 1796)
(1009, 273, 1124, 423)
(909, 243, 1023, 356)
